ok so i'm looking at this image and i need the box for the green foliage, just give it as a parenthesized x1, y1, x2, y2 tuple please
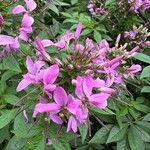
(0, 0, 150, 149)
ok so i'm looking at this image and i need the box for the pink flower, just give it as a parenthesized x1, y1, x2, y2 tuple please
(141, 0, 150, 12)
(16, 56, 45, 92)
(12, 0, 37, 41)
(124, 30, 137, 39)
(123, 64, 142, 78)
(33, 87, 80, 132)
(72, 75, 113, 109)
(12, 0, 37, 14)
(128, 0, 143, 13)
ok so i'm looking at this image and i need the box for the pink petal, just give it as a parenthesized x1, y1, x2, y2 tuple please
(99, 87, 116, 94)
(25, 0, 37, 12)
(54, 87, 68, 106)
(93, 78, 105, 88)
(67, 116, 78, 133)
(50, 114, 63, 124)
(34, 61, 45, 73)
(43, 64, 59, 85)
(89, 93, 110, 109)
(16, 78, 33, 92)
(76, 107, 88, 123)
(42, 39, 54, 47)
(67, 98, 80, 114)
(22, 14, 34, 28)
(12, 5, 26, 14)
(0, 35, 15, 45)
(72, 76, 84, 99)
(83, 75, 93, 97)
(9, 37, 20, 49)
(26, 56, 34, 73)
(32, 103, 60, 117)
(35, 37, 51, 60)
(75, 22, 83, 39)
(47, 139, 52, 145)
(19, 31, 29, 41)
(44, 84, 56, 91)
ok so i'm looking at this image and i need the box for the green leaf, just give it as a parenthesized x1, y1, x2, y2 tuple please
(61, 12, 72, 18)
(128, 126, 145, 150)
(143, 113, 150, 121)
(35, 138, 45, 150)
(13, 113, 42, 138)
(79, 123, 88, 144)
(5, 136, 27, 150)
(89, 125, 113, 144)
(52, 139, 66, 150)
(94, 30, 102, 43)
(89, 106, 115, 115)
(134, 53, 150, 64)
(48, 4, 59, 15)
(117, 138, 130, 150)
(0, 108, 18, 129)
(135, 125, 150, 142)
(2, 54, 21, 72)
(105, 0, 116, 6)
(140, 66, 150, 78)
(141, 86, 150, 93)
(71, 0, 78, 5)
(1, 70, 18, 82)
(81, 29, 92, 36)
(136, 121, 150, 133)
(106, 125, 128, 143)
(133, 104, 150, 113)
(0, 125, 10, 143)
(4, 94, 20, 105)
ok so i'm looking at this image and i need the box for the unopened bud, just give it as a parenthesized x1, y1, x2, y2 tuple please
(68, 64, 74, 70)
(0, 14, 4, 31)
(54, 58, 63, 66)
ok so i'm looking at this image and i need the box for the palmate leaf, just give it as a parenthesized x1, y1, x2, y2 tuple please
(5, 136, 27, 150)
(89, 124, 113, 144)
(134, 125, 150, 142)
(0, 108, 19, 129)
(117, 137, 130, 150)
(52, 139, 67, 150)
(143, 113, 150, 121)
(106, 124, 128, 143)
(2, 54, 21, 73)
(48, 123, 74, 150)
(136, 121, 150, 133)
(128, 126, 145, 150)
(13, 113, 43, 138)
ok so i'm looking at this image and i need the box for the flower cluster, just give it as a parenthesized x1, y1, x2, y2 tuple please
(0, 0, 36, 58)
(128, 0, 150, 13)
(16, 22, 142, 137)
(87, 0, 105, 16)
(124, 25, 150, 48)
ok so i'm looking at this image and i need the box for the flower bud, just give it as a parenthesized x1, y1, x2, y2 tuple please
(0, 14, 4, 29)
